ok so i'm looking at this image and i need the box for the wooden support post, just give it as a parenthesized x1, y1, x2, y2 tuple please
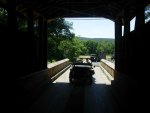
(124, 8, 130, 36)
(43, 19, 48, 69)
(38, 16, 44, 69)
(135, 0, 145, 29)
(27, 8, 34, 35)
(115, 17, 122, 71)
(7, 0, 17, 30)
(27, 8, 37, 71)
(38, 17, 48, 69)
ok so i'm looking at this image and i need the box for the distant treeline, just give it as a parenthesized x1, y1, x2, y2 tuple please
(79, 37, 114, 43)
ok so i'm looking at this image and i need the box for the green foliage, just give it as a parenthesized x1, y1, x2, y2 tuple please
(79, 37, 114, 43)
(96, 40, 115, 55)
(47, 18, 75, 61)
(57, 37, 114, 61)
(17, 17, 27, 31)
(58, 37, 86, 61)
(0, 7, 7, 24)
(145, 4, 150, 23)
(48, 18, 74, 42)
(47, 37, 62, 61)
(84, 40, 98, 54)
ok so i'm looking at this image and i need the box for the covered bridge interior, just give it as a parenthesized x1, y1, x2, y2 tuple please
(1, 0, 150, 113)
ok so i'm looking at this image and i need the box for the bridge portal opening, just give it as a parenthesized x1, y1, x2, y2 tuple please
(47, 17, 115, 64)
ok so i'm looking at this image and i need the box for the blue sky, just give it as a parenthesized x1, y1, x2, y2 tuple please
(65, 17, 135, 39)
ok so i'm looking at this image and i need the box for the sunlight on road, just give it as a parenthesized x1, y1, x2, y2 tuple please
(53, 67, 111, 85)
(93, 67, 111, 85)
(53, 68, 70, 83)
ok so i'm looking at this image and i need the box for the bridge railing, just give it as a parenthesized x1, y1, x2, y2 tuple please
(47, 59, 71, 80)
(15, 58, 71, 106)
(100, 59, 115, 78)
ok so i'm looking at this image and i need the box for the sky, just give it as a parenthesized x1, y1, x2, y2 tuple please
(65, 17, 135, 39)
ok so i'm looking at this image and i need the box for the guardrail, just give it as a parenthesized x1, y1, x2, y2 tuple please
(100, 59, 115, 78)
(14, 58, 71, 111)
(47, 59, 71, 80)
(15, 58, 71, 101)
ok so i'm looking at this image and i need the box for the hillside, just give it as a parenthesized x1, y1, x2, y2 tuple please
(79, 37, 115, 43)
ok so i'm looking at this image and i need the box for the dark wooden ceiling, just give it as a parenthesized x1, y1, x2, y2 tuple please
(0, 0, 149, 21)
(17, 0, 136, 20)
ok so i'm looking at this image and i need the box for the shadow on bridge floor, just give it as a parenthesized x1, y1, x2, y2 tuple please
(18, 80, 119, 113)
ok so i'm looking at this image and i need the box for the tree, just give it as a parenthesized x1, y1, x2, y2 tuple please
(97, 40, 114, 55)
(58, 37, 86, 61)
(85, 40, 98, 54)
(0, 7, 7, 24)
(48, 18, 74, 42)
(47, 18, 75, 62)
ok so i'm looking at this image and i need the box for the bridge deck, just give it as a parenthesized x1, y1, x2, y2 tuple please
(24, 65, 118, 113)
